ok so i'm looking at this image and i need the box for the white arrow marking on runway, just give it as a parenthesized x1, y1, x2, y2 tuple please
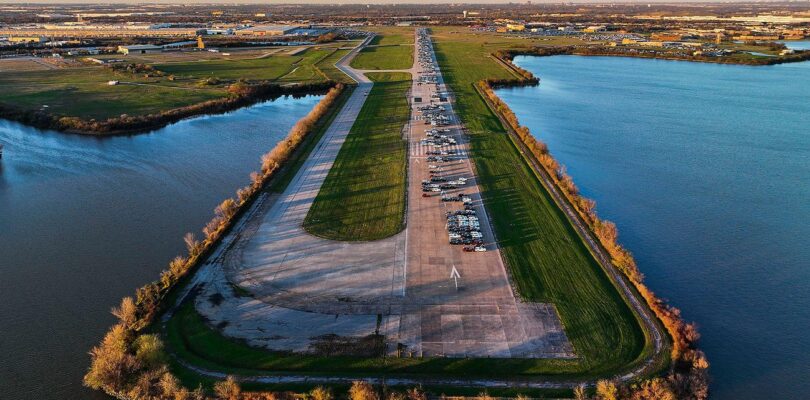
(450, 265, 461, 290)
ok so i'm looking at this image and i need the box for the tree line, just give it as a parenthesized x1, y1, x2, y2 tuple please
(498, 44, 810, 67)
(0, 81, 334, 136)
(476, 69, 709, 399)
(83, 84, 347, 399)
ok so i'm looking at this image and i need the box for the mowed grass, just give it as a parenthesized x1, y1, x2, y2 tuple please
(303, 72, 410, 241)
(316, 48, 354, 83)
(431, 28, 649, 373)
(351, 45, 414, 70)
(0, 46, 346, 120)
(0, 66, 225, 120)
(350, 29, 414, 70)
(156, 55, 303, 81)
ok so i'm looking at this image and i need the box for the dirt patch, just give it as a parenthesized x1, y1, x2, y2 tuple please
(308, 334, 387, 357)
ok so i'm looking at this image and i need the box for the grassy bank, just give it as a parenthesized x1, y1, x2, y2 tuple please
(430, 28, 650, 373)
(268, 85, 355, 193)
(303, 72, 410, 241)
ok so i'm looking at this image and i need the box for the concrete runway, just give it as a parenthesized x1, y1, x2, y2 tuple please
(194, 35, 407, 353)
(397, 29, 572, 358)
(192, 31, 573, 358)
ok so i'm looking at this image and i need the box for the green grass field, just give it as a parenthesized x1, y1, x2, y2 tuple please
(350, 45, 414, 71)
(315, 48, 354, 83)
(350, 30, 414, 70)
(0, 46, 348, 120)
(155, 48, 334, 82)
(303, 72, 410, 241)
(430, 27, 650, 373)
(0, 66, 225, 120)
(369, 31, 414, 46)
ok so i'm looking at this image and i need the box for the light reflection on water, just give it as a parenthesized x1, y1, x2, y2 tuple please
(0, 94, 322, 400)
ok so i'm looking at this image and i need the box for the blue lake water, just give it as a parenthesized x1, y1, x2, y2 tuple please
(781, 39, 810, 50)
(497, 56, 810, 399)
(0, 95, 321, 400)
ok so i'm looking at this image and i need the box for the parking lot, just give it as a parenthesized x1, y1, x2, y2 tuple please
(400, 28, 573, 358)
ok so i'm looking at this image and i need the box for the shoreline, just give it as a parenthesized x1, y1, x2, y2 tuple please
(3, 44, 805, 138)
(497, 44, 810, 67)
(80, 33, 711, 398)
(0, 81, 337, 137)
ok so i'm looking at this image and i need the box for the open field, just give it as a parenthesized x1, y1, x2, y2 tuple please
(155, 47, 336, 83)
(0, 66, 226, 120)
(0, 45, 348, 120)
(350, 29, 415, 70)
(303, 72, 411, 241)
(430, 27, 650, 374)
(351, 45, 414, 71)
(363, 26, 419, 44)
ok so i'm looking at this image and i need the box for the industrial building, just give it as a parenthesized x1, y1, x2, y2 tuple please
(117, 44, 162, 55)
(235, 25, 299, 36)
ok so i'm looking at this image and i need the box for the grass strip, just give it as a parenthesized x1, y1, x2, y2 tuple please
(350, 45, 414, 70)
(431, 32, 648, 374)
(303, 72, 410, 241)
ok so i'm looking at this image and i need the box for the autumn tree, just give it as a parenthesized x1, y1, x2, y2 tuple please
(574, 385, 588, 400)
(83, 323, 139, 391)
(184, 232, 201, 257)
(311, 386, 333, 400)
(111, 296, 138, 328)
(406, 387, 427, 400)
(349, 381, 379, 400)
(214, 375, 242, 400)
(595, 380, 619, 400)
(133, 334, 167, 369)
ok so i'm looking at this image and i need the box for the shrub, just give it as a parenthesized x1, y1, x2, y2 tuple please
(214, 376, 241, 400)
(349, 381, 378, 400)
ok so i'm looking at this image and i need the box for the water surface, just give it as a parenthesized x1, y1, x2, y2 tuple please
(0, 95, 321, 399)
(497, 56, 810, 399)
(780, 39, 810, 50)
